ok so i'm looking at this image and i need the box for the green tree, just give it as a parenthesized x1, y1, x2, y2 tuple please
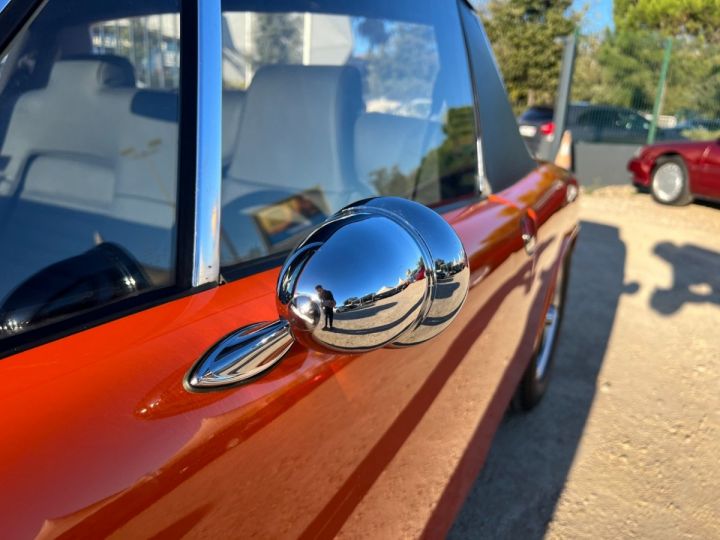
(253, 13, 302, 67)
(615, 0, 720, 42)
(571, 35, 603, 103)
(364, 23, 438, 104)
(595, 29, 663, 111)
(575, 0, 720, 119)
(371, 106, 477, 203)
(481, 0, 577, 110)
(667, 41, 720, 118)
(356, 18, 389, 54)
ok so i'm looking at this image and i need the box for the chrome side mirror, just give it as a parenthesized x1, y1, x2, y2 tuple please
(277, 197, 469, 352)
(188, 197, 469, 389)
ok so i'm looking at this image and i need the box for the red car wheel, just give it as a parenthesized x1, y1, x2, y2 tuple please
(650, 156, 692, 206)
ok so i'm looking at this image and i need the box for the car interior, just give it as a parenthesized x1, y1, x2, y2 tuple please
(0, 0, 477, 334)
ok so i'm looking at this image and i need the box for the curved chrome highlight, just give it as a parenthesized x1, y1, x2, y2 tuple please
(521, 214, 537, 256)
(187, 320, 293, 389)
(348, 198, 469, 347)
(188, 198, 469, 389)
(535, 264, 564, 380)
(535, 305, 559, 379)
(277, 197, 469, 353)
(522, 232, 537, 256)
(565, 183, 578, 204)
(277, 210, 432, 353)
(192, 0, 222, 286)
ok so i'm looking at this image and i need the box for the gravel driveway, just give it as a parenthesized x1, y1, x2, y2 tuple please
(450, 187, 720, 539)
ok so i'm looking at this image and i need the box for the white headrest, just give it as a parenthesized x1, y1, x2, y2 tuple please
(227, 64, 363, 190)
(49, 55, 136, 90)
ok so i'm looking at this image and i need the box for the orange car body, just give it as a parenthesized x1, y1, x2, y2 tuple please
(0, 0, 580, 537)
(1, 164, 578, 539)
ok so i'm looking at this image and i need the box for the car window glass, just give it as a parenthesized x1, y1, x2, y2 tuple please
(219, 0, 478, 269)
(0, 0, 181, 339)
(577, 109, 613, 127)
(89, 15, 180, 90)
(576, 111, 590, 125)
(619, 111, 648, 130)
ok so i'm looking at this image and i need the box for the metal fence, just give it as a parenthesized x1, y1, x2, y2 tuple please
(571, 31, 720, 146)
(554, 31, 718, 185)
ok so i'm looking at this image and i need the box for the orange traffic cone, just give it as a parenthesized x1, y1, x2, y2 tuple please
(554, 130, 573, 171)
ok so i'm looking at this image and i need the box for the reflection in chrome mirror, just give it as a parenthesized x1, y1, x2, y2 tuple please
(277, 197, 469, 353)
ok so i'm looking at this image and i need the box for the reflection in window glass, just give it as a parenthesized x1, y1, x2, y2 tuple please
(0, 53, 8, 80)
(90, 15, 180, 89)
(220, 1, 479, 268)
(0, 0, 180, 338)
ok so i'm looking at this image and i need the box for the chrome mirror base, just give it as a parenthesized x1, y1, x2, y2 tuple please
(187, 320, 293, 390)
(187, 197, 469, 390)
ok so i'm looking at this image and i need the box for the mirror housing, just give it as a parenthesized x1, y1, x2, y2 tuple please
(188, 197, 470, 390)
(277, 197, 469, 353)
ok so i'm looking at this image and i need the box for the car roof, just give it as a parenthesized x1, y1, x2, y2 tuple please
(519, 106, 554, 120)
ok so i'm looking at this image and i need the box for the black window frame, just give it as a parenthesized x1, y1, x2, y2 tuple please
(0, 0, 205, 359)
(457, 0, 537, 193)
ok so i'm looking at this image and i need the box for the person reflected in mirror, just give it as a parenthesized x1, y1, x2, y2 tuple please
(316, 285, 336, 330)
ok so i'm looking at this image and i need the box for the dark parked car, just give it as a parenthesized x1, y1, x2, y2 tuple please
(517, 105, 555, 154)
(569, 105, 685, 144)
(675, 117, 720, 132)
(0, 0, 579, 537)
(519, 104, 684, 154)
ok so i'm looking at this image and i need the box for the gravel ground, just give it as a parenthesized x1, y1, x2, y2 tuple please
(450, 187, 720, 539)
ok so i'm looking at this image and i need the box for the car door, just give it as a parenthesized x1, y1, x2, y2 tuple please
(696, 141, 720, 199)
(623, 110, 653, 144)
(0, 0, 576, 538)
(573, 108, 609, 143)
(599, 109, 628, 143)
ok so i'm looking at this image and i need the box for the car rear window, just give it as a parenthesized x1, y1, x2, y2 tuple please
(519, 107, 553, 122)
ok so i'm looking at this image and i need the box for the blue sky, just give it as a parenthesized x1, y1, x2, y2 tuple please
(573, 0, 614, 33)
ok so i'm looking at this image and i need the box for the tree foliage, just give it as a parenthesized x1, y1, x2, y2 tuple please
(363, 22, 438, 104)
(481, 0, 577, 109)
(253, 14, 302, 67)
(572, 0, 720, 119)
(615, 0, 720, 42)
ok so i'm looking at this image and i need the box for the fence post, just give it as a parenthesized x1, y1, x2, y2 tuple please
(648, 37, 672, 145)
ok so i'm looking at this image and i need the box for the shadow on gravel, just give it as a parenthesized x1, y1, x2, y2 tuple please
(449, 221, 639, 540)
(651, 242, 720, 315)
(695, 199, 720, 211)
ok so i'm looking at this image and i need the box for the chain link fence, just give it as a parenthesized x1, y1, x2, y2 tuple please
(548, 30, 717, 185)
(572, 30, 720, 145)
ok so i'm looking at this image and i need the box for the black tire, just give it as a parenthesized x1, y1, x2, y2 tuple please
(513, 254, 570, 411)
(650, 155, 692, 206)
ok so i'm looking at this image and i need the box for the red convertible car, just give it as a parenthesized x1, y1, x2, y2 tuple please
(628, 139, 720, 205)
(0, 0, 579, 537)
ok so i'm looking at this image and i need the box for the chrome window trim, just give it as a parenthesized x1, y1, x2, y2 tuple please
(192, 0, 222, 286)
(0, 0, 11, 16)
(477, 138, 491, 196)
